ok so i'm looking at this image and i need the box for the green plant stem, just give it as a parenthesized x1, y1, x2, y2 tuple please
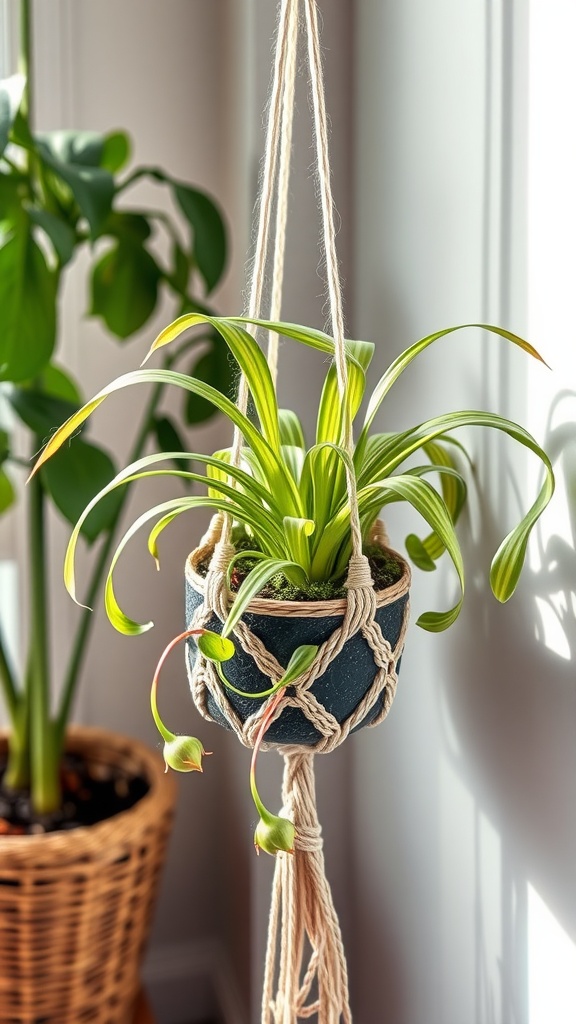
(149, 629, 202, 743)
(55, 376, 167, 742)
(249, 688, 285, 822)
(28, 443, 59, 813)
(0, 631, 28, 792)
(2, 707, 29, 790)
(215, 660, 285, 700)
(150, 675, 172, 744)
(19, 0, 32, 125)
(0, 626, 20, 723)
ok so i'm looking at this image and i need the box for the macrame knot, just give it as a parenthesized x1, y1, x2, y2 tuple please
(344, 552, 374, 592)
(209, 537, 236, 577)
(293, 821, 323, 853)
(204, 537, 236, 617)
(262, 750, 351, 1023)
(195, 512, 224, 553)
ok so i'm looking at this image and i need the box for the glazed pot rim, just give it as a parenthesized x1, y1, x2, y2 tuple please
(186, 540, 411, 619)
(0, 725, 176, 852)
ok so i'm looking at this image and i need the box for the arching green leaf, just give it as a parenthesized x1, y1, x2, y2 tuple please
(31, 366, 299, 515)
(403, 449, 468, 563)
(279, 409, 306, 448)
(57, 447, 283, 608)
(367, 410, 554, 603)
(368, 475, 465, 630)
(362, 324, 548, 439)
(101, 496, 248, 634)
(150, 313, 280, 453)
(283, 516, 315, 573)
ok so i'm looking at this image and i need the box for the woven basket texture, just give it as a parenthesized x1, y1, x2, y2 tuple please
(0, 726, 176, 1024)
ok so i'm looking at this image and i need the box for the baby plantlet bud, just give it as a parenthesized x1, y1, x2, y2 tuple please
(151, 628, 213, 774)
(163, 735, 210, 774)
(254, 813, 296, 856)
(197, 630, 235, 662)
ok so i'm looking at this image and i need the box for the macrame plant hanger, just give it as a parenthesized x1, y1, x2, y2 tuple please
(189, 1, 409, 1021)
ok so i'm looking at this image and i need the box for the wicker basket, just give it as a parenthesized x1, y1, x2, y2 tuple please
(0, 726, 176, 1024)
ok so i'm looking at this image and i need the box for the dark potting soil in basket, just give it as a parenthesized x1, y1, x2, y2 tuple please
(0, 752, 149, 836)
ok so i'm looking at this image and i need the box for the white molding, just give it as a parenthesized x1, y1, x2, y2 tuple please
(30, 0, 75, 128)
(481, 0, 505, 327)
(479, 0, 509, 510)
(479, 0, 530, 508)
(143, 938, 248, 1024)
(0, 0, 18, 79)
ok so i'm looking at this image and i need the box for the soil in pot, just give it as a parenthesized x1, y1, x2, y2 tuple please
(196, 542, 405, 602)
(0, 752, 149, 836)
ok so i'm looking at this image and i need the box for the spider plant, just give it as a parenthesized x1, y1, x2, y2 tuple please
(32, 314, 555, 646)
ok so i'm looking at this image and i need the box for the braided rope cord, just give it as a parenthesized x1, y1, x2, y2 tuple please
(187, 2, 410, 1020)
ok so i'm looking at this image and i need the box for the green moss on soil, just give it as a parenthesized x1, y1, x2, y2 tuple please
(197, 542, 404, 602)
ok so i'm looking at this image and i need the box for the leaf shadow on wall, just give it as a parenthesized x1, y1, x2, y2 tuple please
(439, 393, 576, 1018)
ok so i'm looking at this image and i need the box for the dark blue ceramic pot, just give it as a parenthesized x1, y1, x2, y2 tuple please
(185, 548, 410, 747)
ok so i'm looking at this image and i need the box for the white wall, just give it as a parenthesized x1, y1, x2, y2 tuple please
(351, 3, 575, 1023)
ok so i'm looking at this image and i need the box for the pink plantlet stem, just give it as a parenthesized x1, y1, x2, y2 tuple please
(150, 627, 211, 749)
